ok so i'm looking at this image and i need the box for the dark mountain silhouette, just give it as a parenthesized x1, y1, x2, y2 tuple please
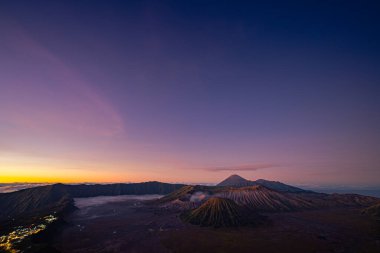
(217, 174, 252, 187)
(253, 179, 307, 193)
(58, 181, 185, 198)
(0, 184, 73, 222)
(0, 185, 74, 234)
(217, 174, 307, 193)
(362, 203, 380, 217)
(181, 197, 263, 227)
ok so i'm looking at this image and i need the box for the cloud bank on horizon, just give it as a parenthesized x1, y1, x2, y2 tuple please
(0, 183, 49, 193)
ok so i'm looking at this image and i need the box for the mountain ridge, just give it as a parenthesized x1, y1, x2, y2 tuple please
(0, 181, 185, 227)
(181, 197, 264, 227)
(217, 174, 308, 193)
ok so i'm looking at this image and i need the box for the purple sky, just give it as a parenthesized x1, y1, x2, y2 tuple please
(0, 1, 379, 186)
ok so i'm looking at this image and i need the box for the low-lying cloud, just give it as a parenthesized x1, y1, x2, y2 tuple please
(0, 183, 48, 193)
(74, 195, 163, 209)
(189, 191, 209, 202)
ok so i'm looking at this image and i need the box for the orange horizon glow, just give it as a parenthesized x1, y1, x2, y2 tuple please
(1, 150, 380, 186)
(0, 165, 169, 184)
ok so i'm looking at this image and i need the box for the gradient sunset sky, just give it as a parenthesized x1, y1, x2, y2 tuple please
(0, 1, 379, 186)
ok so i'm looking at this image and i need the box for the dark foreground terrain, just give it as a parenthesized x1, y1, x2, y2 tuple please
(52, 196, 380, 253)
(1, 176, 380, 253)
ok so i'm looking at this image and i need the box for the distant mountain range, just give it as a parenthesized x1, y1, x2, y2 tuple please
(217, 174, 308, 193)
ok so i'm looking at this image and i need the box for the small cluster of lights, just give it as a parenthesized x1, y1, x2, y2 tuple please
(43, 215, 58, 224)
(0, 214, 57, 253)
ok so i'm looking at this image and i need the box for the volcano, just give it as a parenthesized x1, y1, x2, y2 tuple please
(217, 174, 252, 187)
(217, 174, 307, 193)
(182, 197, 262, 227)
(215, 185, 316, 211)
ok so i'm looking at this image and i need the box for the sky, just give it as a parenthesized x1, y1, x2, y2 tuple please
(0, 0, 379, 186)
